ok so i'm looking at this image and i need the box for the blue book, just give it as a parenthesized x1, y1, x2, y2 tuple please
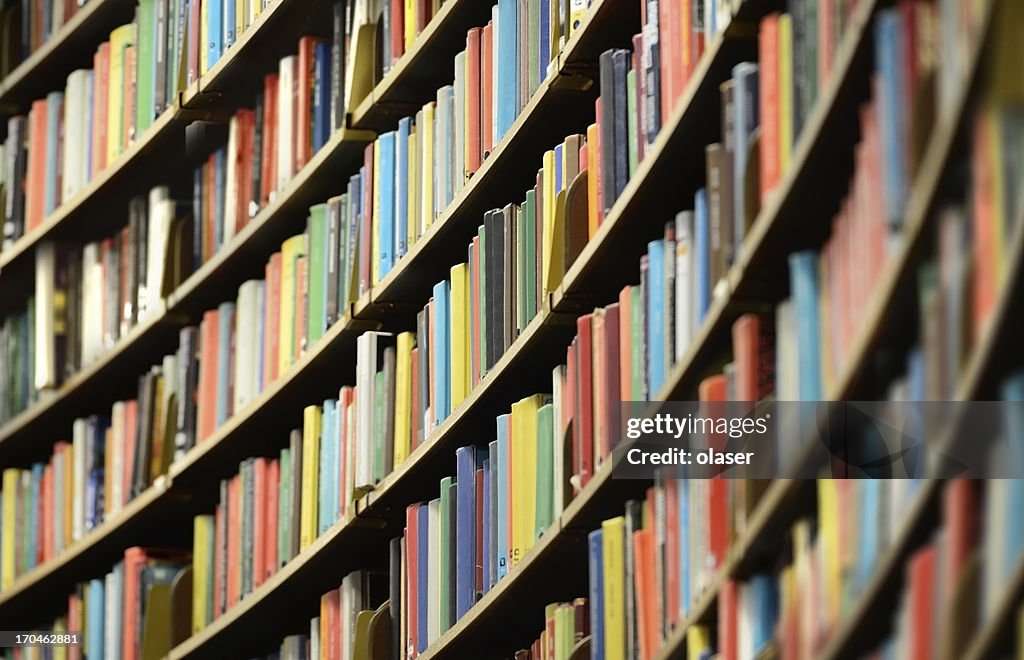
(207, 0, 223, 67)
(85, 416, 106, 530)
(732, 62, 759, 254)
(395, 117, 411, 258)
(588, 529, 605, 660)
(432, 279, 451, 425)
(44, 92, 63, 216)
(214, 148, 227, 251)
(694, 188, 710, 321)
(538, 0, 550, 85)
(215, 301, 236, 425)
(455, 445, 477, 618)
(487, 440, 499, 589)
(554, 143, 563, 192)
(788, 251, 821, 401)
(319, 399, 336, 534)
(87, 578, 106, 659)
(223, 0, 235, 47)
(496, 415, 509, 579)
(1001, 370, 1024, 476)
(677, 481, 690, 614)
(416, 503, 429, 652)
(874, 9, 907, 231)
(646, 239, 666, 395)
(748, 573, 779, 654)
(378, 131, 396, 279)
(481, 457, 491, 595)
(857, 479, 880, 588)
(313, 42, 332, 152)
(496, 0, 518, 139)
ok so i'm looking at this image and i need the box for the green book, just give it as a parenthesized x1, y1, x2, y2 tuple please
(439, 475, 454, 631)
(478, 225, 487, 380)
(515, 206, 527, 333)
(307, 204, 329, 348)
(135, 0, 156, 134)
(278, 448, 291, 567)
(523, 189, 538, 326)
(626, 69, 639, 177)
(373, 370, 386, 482)
(630, 285, 644, 400)
(535, 404, 554, 537)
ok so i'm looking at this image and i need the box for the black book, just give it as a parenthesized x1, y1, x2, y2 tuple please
(501, 204, 516, 352)
(643, 0, 661, 142)
(388, 537, 402, 660)
(289, 428, 303, 560)
(325, 197, 341, 325)
(330, 1, 347, 130)
(611, 48, 630, 202)
(599, 49, 618, 214)
(251, 94, 264, 218)
(132, 371, 155, 497)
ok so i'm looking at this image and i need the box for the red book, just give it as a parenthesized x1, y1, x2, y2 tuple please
(322, 587, 341, 660)
(574, 314, 594, 486)
(265, 459, 279, 580)
(227, 475, 242, 607)
(213, 502, 224, 618)
(759, 14, 781, 203)
(252, 457, 268, 589)
(664, 479, 680, 629)
(475, 467, 484, 591)
(92, 43, 110, 176)
(196, 310, 220, 442)
(390, 0, 404, 63)
(294, 255, 308, 359)
(593, 99, 604, 227)
(731, 313, 775, 402)
(25, 99, 47, 231)
(235, 109, 256, 234)
(943, 480, 977, 603)
(699, 374, 728, 454)
(359, 143, 374, 294)
(68, 592, 81, 660)
(481, 23, 494, 156)
(295, 38, 326, 172)
(123, 547, 148, 660)
(339, 386, 354, 514)
(466, 28, 483, 176)
(416, 0, 430, 33)
(591, 311, 606, 468)
(261, 74, 279, 203)
(601, 303, 621, 460)
(660, 0, 682, 122)
(707, 478, 729, 571)
(909, 545, 936, 660)
(264, 253, 282, 386)
(406, 504, 420, 656)
(718, 579, 739, 660)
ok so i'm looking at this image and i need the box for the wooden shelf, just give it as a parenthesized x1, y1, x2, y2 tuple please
(350, 0, 498, 131)
(0, 477, 194, 629)
(0, 0, 137, 113)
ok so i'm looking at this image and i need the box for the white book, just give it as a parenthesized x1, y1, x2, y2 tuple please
(253, 280, 266, 397)
(342, 570, 364, 659)
(309, 616, 321, 660)
(72, 419, 87, 541)
(427, 497, 441, 644)
(277, 56, 297, 192)
(233, 280, 260, 411)
(61, 72, 83, 203)
(737, 582, 752, 660)
(110, 401, 125, 513)
(161, 353, 177, 439)
(355, 331, 391, 491)
(34, 242, 57, 391)
(551, 364, 565, 517)
(104, 570, 117, 657)
(453, 51, 466, 195)
(434, 86, 448, 217)
(224, 115, 239, 243)
(675, 211, 694, 361)
(143, 187, 173, 318)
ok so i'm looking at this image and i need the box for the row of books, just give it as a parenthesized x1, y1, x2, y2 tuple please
(0, 185, 186, 427)
(1, 0, 85, 76)
(515, 598, 591, 660)
(7, 547, 190, 660)
(0, 347, 186, 592)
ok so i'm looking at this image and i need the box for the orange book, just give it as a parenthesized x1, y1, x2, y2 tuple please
(758, 14, 781, 203)
(659, 0, 681, 122)
(264, 253, 282, 386)
(481, 23, 494, 156)
(227, 475, 242, 607)
(589, 108, 603, 233)
(265, 459, 280, 580)
(909, 545, 936, 660)
(295, 37, 325, 172)
(197, 310, 221, 442)
(252, 458, 268, 589)
(261, 73, 279, 203)
(235, 109, 256, 234)
(339, 387, 354, 513)
(322, 587, 342, 660)
(633, 528, 658, 660)
(92, 43, 111, 175)
(25, 99, 48, 231)
(123, 547, 148, 660)
(943, 480, 977, 604)
(718, 580, 739, 660)
(56, 442, 73, 547)
(466, 27, 483, 176)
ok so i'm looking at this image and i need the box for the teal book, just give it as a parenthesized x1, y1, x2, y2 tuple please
(319, 399, 337, 534)
(432, 279, 451, 425)
(535, 404, 554, 537)
(496, 0, 518, 139)
(788, 250, 821, 400)
(495, 413, 509, 580)
(378, 131, 396, 279)
(396, 118, 410, 258)
(439, 474, 454, 631)
(487, 439, 499, 590)
(307, 203, 330, 347)
(215, 301, 236, 426)
(86, 578, 105, 659)
(44, 92, 63, 215)
(278, 447, 291, 567)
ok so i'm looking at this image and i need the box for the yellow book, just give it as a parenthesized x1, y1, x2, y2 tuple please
(686, 625, 711, 660)
(107, 24, 135, 163)
(372, 139, 381, 285)
(601, 516, 626, 660)
(544, 603, 558, 650)
(404, 0, 417, 50)
(300, 405, 322, 550)
(541, 149, 556, 291)
(778, 13, 794, 172)
(250, 0, 260, 26)
(557, 603, 573, 660)
(586, 124, 599, 239)
(546, 189, 566, 294)
(817, 479, 841, 623)
(408, 127, 418, 249)
(1, 468, 20, 589)
(52, 618, 68, 660)
(421, 102, 435, 232)
(393, 331, 415, 468)
(449, 263, 469, 407)
(191, 515, 214, 633)
(278, 235, 305, 375)
(510, 395, 544, 565)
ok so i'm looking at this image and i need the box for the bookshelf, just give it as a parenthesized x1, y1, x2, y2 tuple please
(1, 0, 1023, 658)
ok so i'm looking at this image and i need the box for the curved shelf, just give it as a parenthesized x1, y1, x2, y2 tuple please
(0, 0, 136, 113)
